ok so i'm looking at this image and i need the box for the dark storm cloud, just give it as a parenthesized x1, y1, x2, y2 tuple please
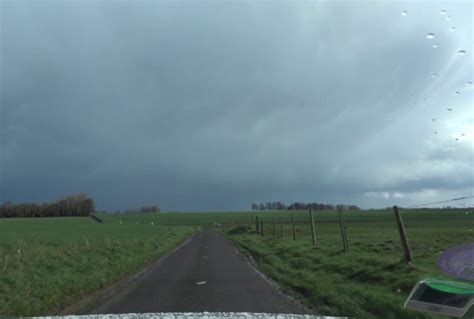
(1, 1, 473, 210)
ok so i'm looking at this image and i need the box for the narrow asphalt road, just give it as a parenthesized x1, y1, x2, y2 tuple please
(84, 228, 307, 314)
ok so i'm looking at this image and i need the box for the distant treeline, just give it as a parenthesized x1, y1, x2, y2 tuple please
(251, 202, 360, 211)
(123, 205, 160, 214)
(0, 193, 95, 218)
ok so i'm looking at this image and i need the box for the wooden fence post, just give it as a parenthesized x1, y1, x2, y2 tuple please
(291, 213, 296, 240)
(393, 205, 413, 263)
(338, 205, 349, 252)
(272, 216, 276, 237)
(309, 210, 316, 245)
(279, 216, 283, 237)
(260, 221, 264, 237)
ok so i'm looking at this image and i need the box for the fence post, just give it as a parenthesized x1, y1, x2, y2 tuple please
(309, 210, 316, 245)
(338, 205, 349, 252)
(260, 221, 264, 237)
(393, 205, 413, 263)
(272, 216, 276, 237)
(279, 216, 283, 237)
(291, 213, 296, 240)
(256, 216, 259, 233)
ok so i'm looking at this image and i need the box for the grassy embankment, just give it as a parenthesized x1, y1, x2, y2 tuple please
(224, 209, 473, 319)
(0, 214, 198, 316)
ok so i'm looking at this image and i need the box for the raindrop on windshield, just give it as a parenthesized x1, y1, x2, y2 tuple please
(454, 91, 460, 95)
(446, 16, 452, 21)
(467, 81, 472, 86)
(431, 73, 437, 78)
(401, 10, 408, 16)
(426, 33, 435, 39)
(457, 50, 466, 56)
(446, 108, 452, 111)
(432, 43, 439, 48)
(455, 138, 459, 141)
(450, 27, 456, 31)
(434, 131, 438, 134)
(432, 118, 436, 121)
(440, 10, 447, 15)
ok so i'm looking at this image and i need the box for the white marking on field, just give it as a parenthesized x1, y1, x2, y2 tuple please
(195, 281, 207, 286)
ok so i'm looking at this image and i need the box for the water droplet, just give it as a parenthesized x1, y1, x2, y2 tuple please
(432, 118, 436, 121)
(457, 50, 466, 56)
(450, 27, 456, 31)
(455, 138, 459, 141)
(446, 16, 452, 21)
(426, 33, 435, 39)
(440, 10, 447, 15)
(467, 81, 472, 86)
(431, 73, 437, 78)
(446, 108, 452, 111)
(432, 43, 439, 48)
(454, 91, 460, 95)
(401, 10, 408, 16)
(462, 133, 465, 136)
(434, 131, 438, 134)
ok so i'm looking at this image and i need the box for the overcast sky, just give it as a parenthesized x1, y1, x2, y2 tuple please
(1, 0, 473, 211)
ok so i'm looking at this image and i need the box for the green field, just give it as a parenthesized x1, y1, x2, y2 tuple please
(1, 209, 472, 317)
(223, 209, 473, 319)
(0, 215, 198, 316)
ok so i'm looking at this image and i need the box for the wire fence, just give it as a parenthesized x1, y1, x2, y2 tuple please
(232, 194, 474, 264)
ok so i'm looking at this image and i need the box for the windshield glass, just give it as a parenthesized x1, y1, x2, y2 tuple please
(0, 1, 473, 319)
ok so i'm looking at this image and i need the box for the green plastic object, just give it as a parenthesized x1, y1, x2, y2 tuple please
(424, 278, 474, 295)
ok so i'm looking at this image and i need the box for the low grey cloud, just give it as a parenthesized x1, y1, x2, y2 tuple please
(1, 1, 473, 210)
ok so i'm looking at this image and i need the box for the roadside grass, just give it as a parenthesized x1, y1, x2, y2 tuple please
(0, 216, 198, 316)
(224, 211, 473, 319)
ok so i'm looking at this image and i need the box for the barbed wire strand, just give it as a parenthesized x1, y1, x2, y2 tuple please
(403, 195, 474, 209)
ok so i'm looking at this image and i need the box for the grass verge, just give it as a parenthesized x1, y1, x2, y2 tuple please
(224, 215, 472, 319)
(0, 216, 198, 316)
